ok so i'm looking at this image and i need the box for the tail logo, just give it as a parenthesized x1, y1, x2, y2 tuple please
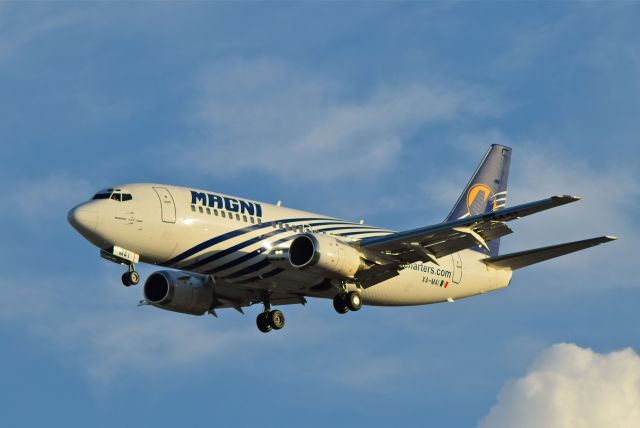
(465, 184, 497, 217)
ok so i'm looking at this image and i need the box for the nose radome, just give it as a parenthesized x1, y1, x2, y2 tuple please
(67, 206, 98, 235)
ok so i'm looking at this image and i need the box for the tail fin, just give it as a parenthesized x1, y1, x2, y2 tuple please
(445, 144, 512, 256)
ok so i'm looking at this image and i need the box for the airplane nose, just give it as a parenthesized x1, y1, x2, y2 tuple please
(67, 206, 98, 235)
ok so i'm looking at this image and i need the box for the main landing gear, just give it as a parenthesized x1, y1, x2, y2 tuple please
(256, 310, 285, 333)
(333, 291, 362, 314)
(121, 264, 140, 287)
(256, 292, 285, 333)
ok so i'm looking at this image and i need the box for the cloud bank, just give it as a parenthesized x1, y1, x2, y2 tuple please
(174, 58, 501, 183)
(478, 343, 640, 428)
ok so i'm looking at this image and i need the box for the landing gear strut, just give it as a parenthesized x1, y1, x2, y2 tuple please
(333, 291, 362, 314)
(121, 264, 140, 287)
(256, 292, 285, 333)
(99, 246, 141, 287)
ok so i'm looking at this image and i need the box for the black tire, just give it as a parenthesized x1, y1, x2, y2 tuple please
(256, 312, 272, 333)
(121, 272, 132, 287)
(346, 291, 362, 311)
(269, 310, 285, 330)
(333, 294, 349, 314)
(128, 271, 140, 285)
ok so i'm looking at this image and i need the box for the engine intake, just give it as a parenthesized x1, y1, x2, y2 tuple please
(288, 233, 363, 278)
(144, 270, 214, 315)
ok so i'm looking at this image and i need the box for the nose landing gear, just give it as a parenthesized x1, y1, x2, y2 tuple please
(100, 246, 141, 287)
(121, 265, 140, 287)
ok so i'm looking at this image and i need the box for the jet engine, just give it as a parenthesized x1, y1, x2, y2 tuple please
(143, 270, 214, 315)
(288, 233, 364, 278)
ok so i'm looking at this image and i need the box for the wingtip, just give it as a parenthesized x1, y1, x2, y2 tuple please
(551, 195, 582, 204)
(604, 235, 618, 241)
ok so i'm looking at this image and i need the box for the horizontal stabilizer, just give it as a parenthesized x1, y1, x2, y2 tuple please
(482, 236, 617, 270)
(359, 195, 580, 265)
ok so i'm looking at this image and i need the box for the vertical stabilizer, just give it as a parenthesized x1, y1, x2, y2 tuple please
(445, 144, 511, 256)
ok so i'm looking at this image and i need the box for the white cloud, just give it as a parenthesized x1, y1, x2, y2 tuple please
(478, 343, 640, 428)
(174, 58, 501, 183)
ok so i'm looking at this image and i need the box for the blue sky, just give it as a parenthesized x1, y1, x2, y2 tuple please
(1, 3, 639, 427)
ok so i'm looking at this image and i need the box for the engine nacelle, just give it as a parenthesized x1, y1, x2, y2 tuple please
(288, 233, 363, 278)
(143, 270, 214, 316)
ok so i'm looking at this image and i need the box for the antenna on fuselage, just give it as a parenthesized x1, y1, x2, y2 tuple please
(277, 200, 282, 207)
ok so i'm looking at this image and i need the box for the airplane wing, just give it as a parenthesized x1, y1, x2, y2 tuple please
(355, 195, 580, 287)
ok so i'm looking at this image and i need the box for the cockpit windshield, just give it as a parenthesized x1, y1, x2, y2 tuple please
(92, 188, 113, 200)
(91, 188, 133, 202)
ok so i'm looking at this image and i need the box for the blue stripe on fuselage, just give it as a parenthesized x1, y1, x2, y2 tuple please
(182, 222, 367, 271)
(206, 228, 392, 279)
(164, 217, 338, 266)
(168, 218, 388, 269)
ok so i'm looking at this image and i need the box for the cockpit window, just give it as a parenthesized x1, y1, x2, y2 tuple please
(110, 192, 133, 202)
(92, 188, 114, 200)
(91, 188, 132, 201)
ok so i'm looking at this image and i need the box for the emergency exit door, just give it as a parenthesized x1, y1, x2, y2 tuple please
(153, 187, 176, 223)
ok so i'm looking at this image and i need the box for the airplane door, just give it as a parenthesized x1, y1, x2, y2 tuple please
(451, 252, 462, 284)
(153, 187, 176, 224)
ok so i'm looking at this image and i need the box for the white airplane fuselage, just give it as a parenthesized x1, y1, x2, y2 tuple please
(70, 183, 512, 307)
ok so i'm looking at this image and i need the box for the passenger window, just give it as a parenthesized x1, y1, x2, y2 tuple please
(235, 213, 240, 221)
(221, 211, 226, 218)
(243, 215, 248, 222)
(214, 209, 218, 216)
(206, 208, 211, 215)
(250, 217, 255, 224)
(198, 206, 203, 213)
(257, 218, 262, 224)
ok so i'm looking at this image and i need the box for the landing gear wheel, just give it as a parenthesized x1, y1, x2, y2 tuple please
(256, 312, 273, 333)
(122, 270, 139, 287)
(269, 310, 285, 330)
(346, 291, 362, 311)
(333, 294, 349, 314)
(128, 271, 140, 285)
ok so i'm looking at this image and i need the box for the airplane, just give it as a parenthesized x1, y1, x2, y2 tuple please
(67, 145, 616, 333)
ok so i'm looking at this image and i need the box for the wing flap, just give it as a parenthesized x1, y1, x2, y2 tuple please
(481, 236, 617, 270)
(356, 263, 402, 288)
